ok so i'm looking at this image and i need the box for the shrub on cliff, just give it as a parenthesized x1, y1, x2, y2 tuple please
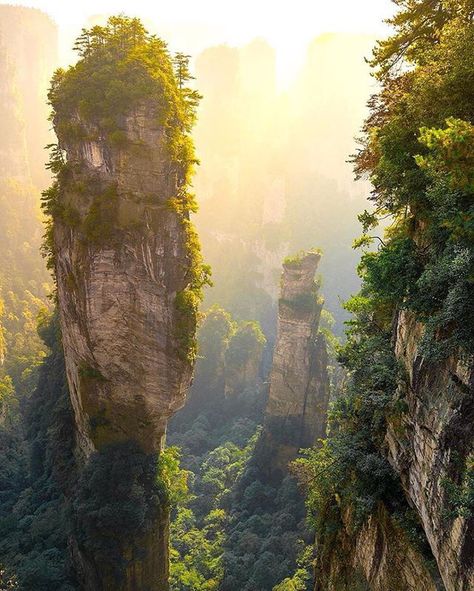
(298, 0, 474, 565)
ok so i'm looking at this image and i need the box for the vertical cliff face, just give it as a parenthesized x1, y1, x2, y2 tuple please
(53, 101, 195, 457)
(311, 314, 472, 591)
(386, 311, 474, 591)
(45, 18, 206, 590)
(257, 251, 330, 480)
(314, 504, 440, 591)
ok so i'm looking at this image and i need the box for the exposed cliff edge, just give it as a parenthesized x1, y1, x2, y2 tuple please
(314, 503, 440, 591)
(256, 250, 330, 481)
(386, 311, 474, 591)
(312, 312, 473, 591)
(43, 17, 208, 590)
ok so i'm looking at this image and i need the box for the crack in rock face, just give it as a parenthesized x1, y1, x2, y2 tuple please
(54, 102, 195, 456)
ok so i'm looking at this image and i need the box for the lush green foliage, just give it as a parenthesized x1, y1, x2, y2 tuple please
(0, 313, 77, 591)
(272, 547, 314, 591)
(170, 403, 312, 591)
(0, 180, 51, 400)
(169, 386, 264, 589)
(294, 290, 403, 530)
(0, 178, 56, 589)
(169, 436, 257, 591)
(356, 12, 474, 361)
(297, 0, 474, 568)
(50, 16, 199, 162)
(221, 467, 312, 591)
(73, 441, 177, 582)
(371, 0, 474, 81)
(168, 304, 312, 591)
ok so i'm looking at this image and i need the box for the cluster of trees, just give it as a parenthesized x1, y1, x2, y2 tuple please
(220, 469, 312, 591)
(168, 305, 315, 591)
(168, 307, 266, 589)
(0, 314, 76, 590)
(296, 0, 474, 564)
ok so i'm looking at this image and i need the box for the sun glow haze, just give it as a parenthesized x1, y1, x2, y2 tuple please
(6, 0, 394, 86)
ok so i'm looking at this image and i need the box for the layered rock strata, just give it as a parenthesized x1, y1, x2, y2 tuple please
(386, 310, 474, 591)
(314, 504, 441, 591)
(314, 313, 473, 591)
(52, 96, 201, 589)
(54, 103, 196, 457)
(257, 251, 330, 480)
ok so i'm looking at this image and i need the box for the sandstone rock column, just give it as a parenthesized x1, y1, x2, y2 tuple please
(53, 102, 197, 456)
(45, 18, 207, 590)
(256, 250, 330, 480)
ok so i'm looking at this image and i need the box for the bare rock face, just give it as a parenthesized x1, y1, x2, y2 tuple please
(385, 310, 474, 591)
(315, 309, 473, 591)
(51, 95, 202, 589)
(314, 504, 441, 591)
(54, 102, 195, 456)
(257, 251, 330, 480)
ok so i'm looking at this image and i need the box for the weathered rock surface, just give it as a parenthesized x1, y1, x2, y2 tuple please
(386, 310, 474, 591)
(54, 102, 195, 456)
(257, 251, 330, 480)
(314, 308, 473, 591)
(314, 504, 441, 591)
(53, 99, 199, 589)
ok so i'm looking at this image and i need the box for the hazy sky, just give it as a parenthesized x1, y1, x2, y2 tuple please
(6, 0, 395, 85)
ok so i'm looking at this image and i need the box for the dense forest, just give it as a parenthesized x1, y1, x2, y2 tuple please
(0, 2, 473, 591)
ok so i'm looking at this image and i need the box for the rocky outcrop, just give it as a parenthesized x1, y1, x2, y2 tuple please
(54, 102, 196, 458)
(385, 310, 474, 591)
(51, 68, 202, 591)
(314, 504, 441, 591)
(313, 308, 473, 591)
(256, 251, 330, 480)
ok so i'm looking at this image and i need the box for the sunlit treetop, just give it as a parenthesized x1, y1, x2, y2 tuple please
(371, 0, 474, 79)
(42, 15, 210, 304)
(48, 15, 200, 150)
